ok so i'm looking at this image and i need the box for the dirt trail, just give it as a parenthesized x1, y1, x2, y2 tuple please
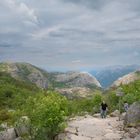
(57, 115, 140, 140)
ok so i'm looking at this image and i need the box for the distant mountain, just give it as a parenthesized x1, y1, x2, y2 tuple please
(0, 62, 49, 89)
(111, 70, 140, 88)
(0, 62, 101, 98)
(53, 71, 101, 99)
(89, 65, 140, 88)
(54, 71, 101, 88)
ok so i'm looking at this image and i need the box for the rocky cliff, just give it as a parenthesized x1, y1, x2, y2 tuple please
(111, 71, 140, 87)
(55, 71, 101, 88)
(53, 72, 101, 98)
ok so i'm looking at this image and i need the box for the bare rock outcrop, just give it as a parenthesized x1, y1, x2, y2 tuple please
(0, 128, 17, 140)
(55, 72, 101, 88)
(56, 115, 140, 140)
(111, 71, 140, 87)
(55, 87, 92, 98)
(124, 102, 140, 126)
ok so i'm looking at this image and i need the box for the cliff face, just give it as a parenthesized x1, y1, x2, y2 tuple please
(50, 72, 101, 98)
(111, 71, 140, 87)
(55, 72, 101, 88)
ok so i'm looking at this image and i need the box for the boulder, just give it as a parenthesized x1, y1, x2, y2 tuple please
(55, 133, 67, 140)
(135, 134, 140, 140)
(110, 110, 120, 117)
(93, 113, 101, 118)
(120, 112, 126, 121)
(15, 116, 30, 137)
(128, 128, 139, 138)
(123, 127, 139, 139)
(124, 102, 140, 126)
(104, 132, 123, 140)
(0, 123, 8, 130)
(0, 128, 17, 140)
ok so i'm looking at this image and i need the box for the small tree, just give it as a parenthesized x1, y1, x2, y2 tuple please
(25, 92, 68, 140)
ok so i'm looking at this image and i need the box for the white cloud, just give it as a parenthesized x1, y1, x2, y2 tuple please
(72, 60, 81, 63)
(3, 0, 38, 23)
(31, 25, 62, 40)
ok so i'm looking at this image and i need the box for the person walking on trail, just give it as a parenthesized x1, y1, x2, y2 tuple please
(100, 101, 108, 118)
(124, 101, 129, 112)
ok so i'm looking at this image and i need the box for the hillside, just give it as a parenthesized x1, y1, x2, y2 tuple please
(53, 72, 101, 98)
(0, 62, 101, 98)
(111, 70, 140, 88)
(0, 62, 49, 89)
(0, 64, 140, 140)
(0, 71, 40, 112)
(90, 65, 140, 88)
(55, 72, 101, 88)
(105, 71, 140, 111)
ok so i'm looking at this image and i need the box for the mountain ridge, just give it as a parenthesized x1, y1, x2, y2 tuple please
(111, 70, 140, 88)
(89, 65, 140, 88)
(0, 62, 101, 98)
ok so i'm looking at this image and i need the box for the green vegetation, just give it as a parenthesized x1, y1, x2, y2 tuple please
(0, 72, 103, 139)
(103, 80, 140, 112)
(0, 72, 39, 107)
(0, 72, 39, 124)
(104, 91, 119, 112)
(0, 70, 140, 139)
(122, 80, 140, 104)
(0, 72, 68, 139)
(20, 92, 68, 140)
(67, 93, 102, 116)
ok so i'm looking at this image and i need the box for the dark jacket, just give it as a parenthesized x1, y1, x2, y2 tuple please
(101, 103, 108, 111)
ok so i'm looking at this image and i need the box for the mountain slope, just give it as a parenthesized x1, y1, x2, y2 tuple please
(0, 62, 101, 97)
(0, 62, 49, 88)
(0, 71, 40, 110)
(90, 65, 140, 88)
(54, 72, 101, 88)
(111, 70, 140, 87)
(53, 72, 101, 98)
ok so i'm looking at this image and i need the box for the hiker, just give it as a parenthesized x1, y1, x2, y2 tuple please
(124, 101, 129, 112)
(100, 101, 108, 118)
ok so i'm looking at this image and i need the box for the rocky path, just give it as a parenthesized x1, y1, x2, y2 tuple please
(57, 115, 140, 140)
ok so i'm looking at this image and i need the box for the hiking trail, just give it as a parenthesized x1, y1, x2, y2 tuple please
(57, 115, 140, 140)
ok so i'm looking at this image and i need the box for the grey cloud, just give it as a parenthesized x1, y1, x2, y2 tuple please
(62, 0, 110, 10)
(1, 0, 140, 71)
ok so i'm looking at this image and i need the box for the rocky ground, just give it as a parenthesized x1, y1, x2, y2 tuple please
(57, 115, 140, 140)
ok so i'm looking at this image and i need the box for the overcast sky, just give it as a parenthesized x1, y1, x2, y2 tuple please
(0, 0, 140, 71)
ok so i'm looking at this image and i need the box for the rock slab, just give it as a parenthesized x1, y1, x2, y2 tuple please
(124, 102, 140, 126)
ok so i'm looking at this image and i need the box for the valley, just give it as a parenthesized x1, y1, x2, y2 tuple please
(0, 62, 140, 140)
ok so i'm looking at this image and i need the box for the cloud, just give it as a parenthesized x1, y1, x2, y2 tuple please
(62, 0, 109, 10)
(31, 25, 62, 40)
(72, 60, 81, 64)
(2, 0, 38, 23)
(1, 0, 140, 71)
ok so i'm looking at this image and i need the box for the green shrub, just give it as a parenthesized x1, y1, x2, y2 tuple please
(23, 92, 68, 140)
(67, 93, 102, 116)
(122, 80, 140, 104)
(104, 91, 119, 112)
(0, 110, 12, 123)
